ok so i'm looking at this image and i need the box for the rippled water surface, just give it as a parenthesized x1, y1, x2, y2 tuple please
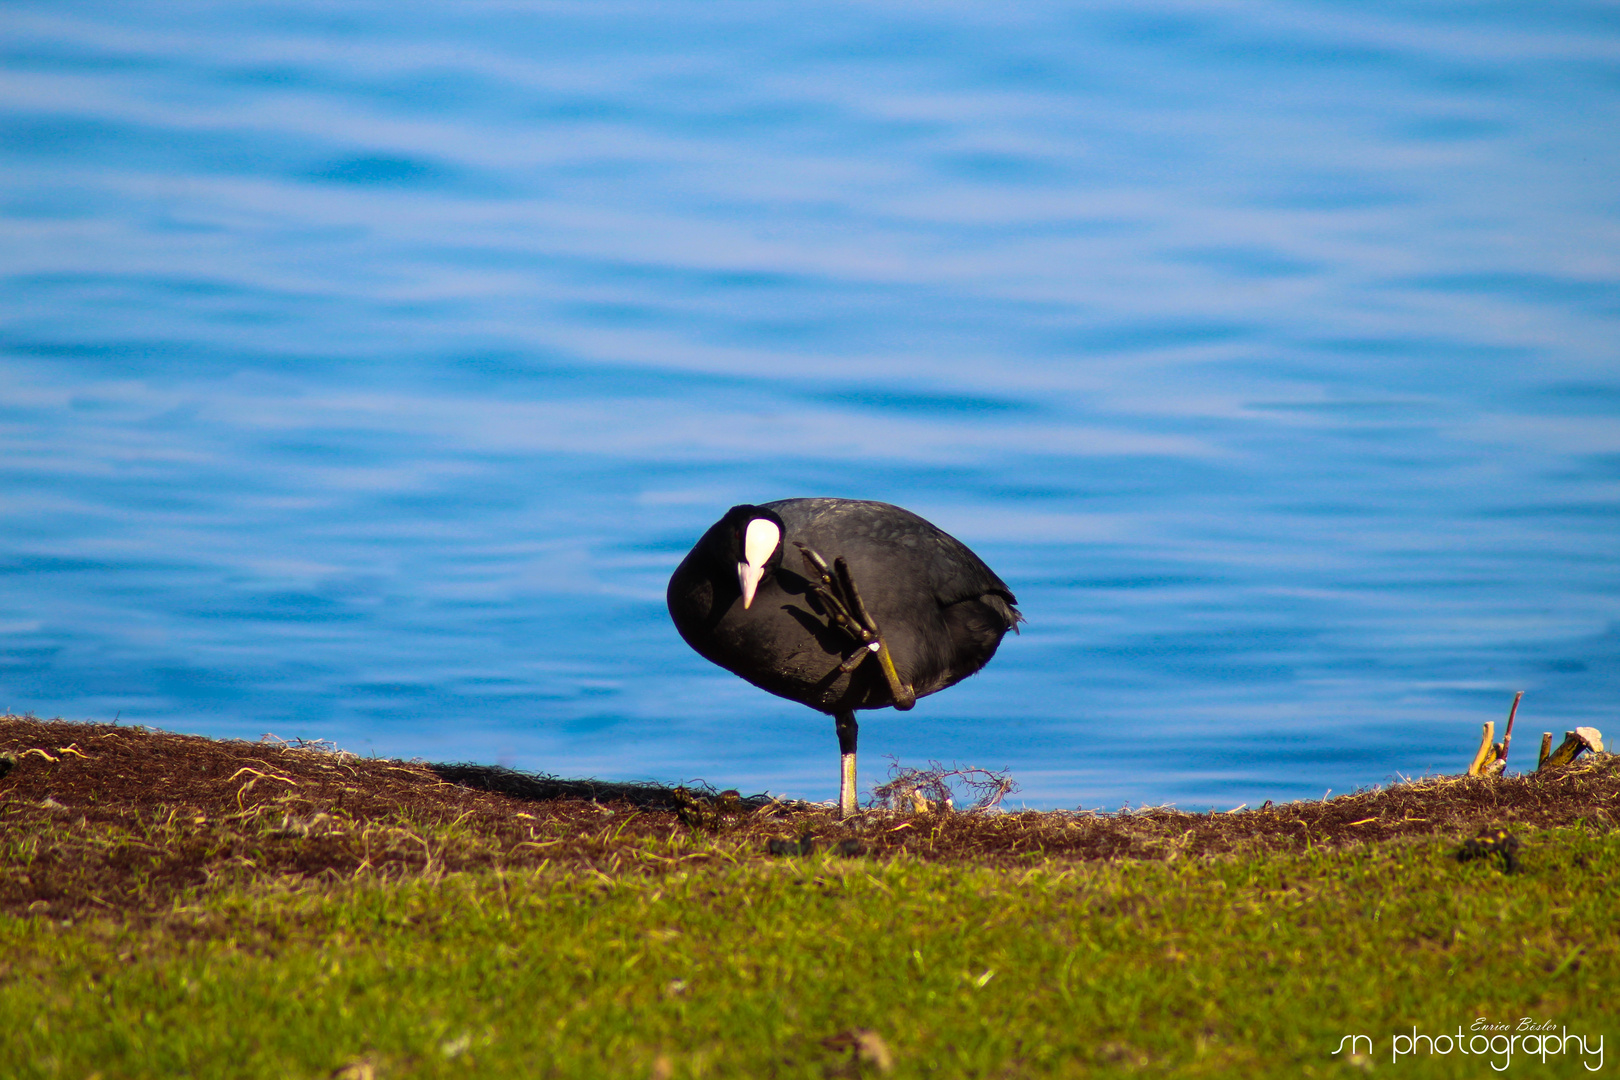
(3, 1, 1617, 807)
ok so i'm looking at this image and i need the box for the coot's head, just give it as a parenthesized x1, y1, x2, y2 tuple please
(721, 504, 786, 609)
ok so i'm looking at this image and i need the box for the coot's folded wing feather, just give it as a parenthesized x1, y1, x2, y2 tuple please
(769, 497, 1020, 625)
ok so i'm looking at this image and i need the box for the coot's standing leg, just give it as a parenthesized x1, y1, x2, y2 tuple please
(835, 709, 858, 818)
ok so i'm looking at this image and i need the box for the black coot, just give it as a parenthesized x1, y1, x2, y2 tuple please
(667, 498, 1022, 816)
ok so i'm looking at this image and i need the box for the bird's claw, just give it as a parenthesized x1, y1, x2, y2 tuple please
(838, 641, 879, 675)
(795, 544, 882, 648)
(795, 543, 917, 709)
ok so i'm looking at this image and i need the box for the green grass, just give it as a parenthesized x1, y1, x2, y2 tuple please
(4, 827, 1615, 1079)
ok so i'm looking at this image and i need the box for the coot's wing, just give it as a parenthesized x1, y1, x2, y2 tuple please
(769, 498, 1020, 627)
(765, 498, 1021, 702)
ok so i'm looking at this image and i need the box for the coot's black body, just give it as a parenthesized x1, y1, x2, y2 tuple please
(667, 498, 1021, 716)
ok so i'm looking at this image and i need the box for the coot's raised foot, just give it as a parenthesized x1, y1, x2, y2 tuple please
(792, 541, 916, 711)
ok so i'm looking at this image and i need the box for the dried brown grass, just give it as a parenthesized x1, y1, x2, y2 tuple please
(3, 713, 1615, 918)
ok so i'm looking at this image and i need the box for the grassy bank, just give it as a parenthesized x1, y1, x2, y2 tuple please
(2, 715, 1617, 1078)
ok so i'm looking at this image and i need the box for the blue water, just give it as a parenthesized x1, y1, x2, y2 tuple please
(2, 2, 1617, 809)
